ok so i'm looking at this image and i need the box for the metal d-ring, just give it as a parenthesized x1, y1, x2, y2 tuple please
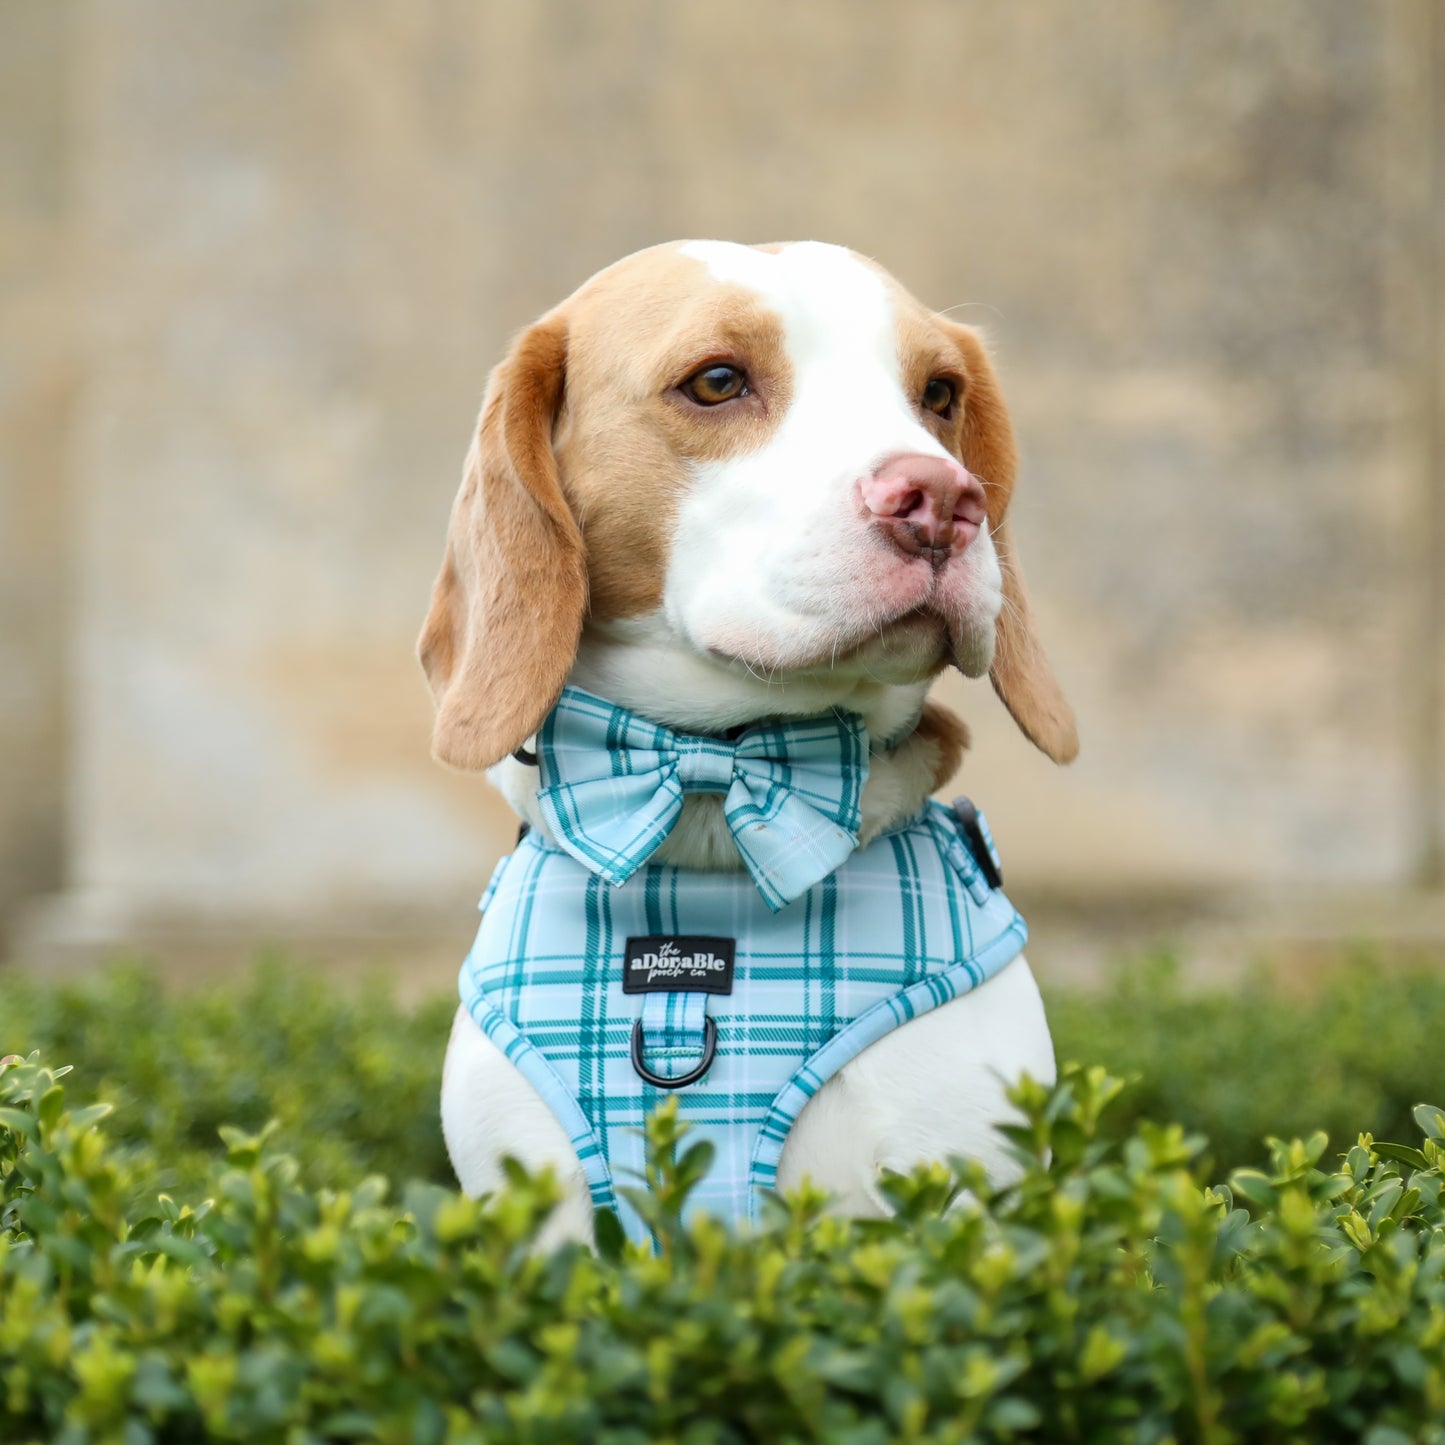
(630, 1017, 718, 1090)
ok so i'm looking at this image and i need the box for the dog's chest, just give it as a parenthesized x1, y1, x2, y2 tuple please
(458, 801, 1025, 1240)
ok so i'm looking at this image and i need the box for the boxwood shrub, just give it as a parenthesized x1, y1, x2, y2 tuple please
(3, 953, 1444, 1198)
(0, 961, 457, 1200)
(3, 1045, 1444, 1443)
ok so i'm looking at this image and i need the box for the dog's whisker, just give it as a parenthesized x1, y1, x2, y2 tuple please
(932, 301, 1005, 323)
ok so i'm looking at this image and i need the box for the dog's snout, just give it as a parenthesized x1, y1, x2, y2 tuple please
(859, 453, 986, 561)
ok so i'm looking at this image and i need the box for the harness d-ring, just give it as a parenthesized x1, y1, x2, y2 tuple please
(630, 1017, 718, 1089)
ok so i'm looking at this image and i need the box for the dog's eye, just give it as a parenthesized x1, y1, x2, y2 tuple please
(922, 377, 956, 416)
(683, 364, 749, 406)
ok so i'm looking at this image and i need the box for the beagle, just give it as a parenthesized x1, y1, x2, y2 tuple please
(420, 240, 1077, 1245)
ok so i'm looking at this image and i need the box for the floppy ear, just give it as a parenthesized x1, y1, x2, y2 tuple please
(988, 518, 1079, 764)
(947, 323, 1079, 765)
(417, 314, 587, 770)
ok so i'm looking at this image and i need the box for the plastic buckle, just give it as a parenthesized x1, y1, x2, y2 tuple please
(951, 796, 1003, 890)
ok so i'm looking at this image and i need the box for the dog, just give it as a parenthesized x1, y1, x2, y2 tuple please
(421, 240, 1077, 1245)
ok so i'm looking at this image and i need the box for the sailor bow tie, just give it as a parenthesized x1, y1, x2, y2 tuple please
(534, 687, 870, 911)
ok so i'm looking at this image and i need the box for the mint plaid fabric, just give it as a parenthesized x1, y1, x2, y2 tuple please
(460, 798, 1027, 1244)
(536, 686, 869, 911)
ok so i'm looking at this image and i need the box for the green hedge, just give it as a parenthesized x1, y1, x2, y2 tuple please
(3, 1049, 1444, 1443)
(3, 955, 1443, 1194)
(1048, 951, 1445, 1174)
(0, 962, 455, 1201)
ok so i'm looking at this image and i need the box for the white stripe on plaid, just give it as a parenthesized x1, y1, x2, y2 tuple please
(462, 798, 1026, 1243)
(535, 686, 869, 911)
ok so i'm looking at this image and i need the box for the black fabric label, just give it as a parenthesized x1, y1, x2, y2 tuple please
(622, 935, 736, 995)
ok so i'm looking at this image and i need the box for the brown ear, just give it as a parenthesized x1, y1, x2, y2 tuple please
(989, 520, 1079, 764)
(417, 314, 587, 770)
(947, 322, 1079, 765)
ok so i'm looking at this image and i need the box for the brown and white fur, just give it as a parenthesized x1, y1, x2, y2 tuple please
(420, 240, 1078, 1245)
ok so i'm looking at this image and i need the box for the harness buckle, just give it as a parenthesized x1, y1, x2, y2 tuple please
(951, 795, 1003, 890)
(630, 1017, 718, 1090)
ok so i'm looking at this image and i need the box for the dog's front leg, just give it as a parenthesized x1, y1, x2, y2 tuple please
(440, 1005, 596, 1249)
(777, 954, 1057, 1214)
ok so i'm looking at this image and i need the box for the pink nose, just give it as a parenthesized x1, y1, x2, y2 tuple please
(859, 453, 987, 561)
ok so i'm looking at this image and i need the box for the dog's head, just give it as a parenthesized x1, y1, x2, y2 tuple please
(419, 240, 1076, 767)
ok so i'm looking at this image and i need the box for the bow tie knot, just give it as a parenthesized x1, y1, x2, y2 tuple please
(674, 738, 737, 794)
(533, 688, 871, 911)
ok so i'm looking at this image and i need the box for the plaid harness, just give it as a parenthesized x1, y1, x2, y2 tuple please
(459, 691, 1027, 1242)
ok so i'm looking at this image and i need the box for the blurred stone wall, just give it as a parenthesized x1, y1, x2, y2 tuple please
(0, 1, 71, 933)
(2, 0, 1443, 971)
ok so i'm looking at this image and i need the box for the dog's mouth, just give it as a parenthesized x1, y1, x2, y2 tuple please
(696, 537, 1004, 684)
(704, 608, 973, 684)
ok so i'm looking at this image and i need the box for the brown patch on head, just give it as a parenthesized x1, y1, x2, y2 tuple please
(888, 286, 1078, 765)
(914, 699, 971, 790)
(418, 243, 800, 768)
(886, 290, 1017, 526)
(551, 246, 794, 618)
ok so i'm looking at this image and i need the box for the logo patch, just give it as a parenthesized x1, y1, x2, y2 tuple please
(622, 935, 736, 995)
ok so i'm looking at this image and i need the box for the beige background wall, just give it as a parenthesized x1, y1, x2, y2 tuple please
(0, 1, 71, 934)
(2, 1, 1443, 973)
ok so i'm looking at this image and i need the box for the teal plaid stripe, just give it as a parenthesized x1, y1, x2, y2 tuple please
(461, 799, 1026, 1243)
(637, 991, 711, 1081)
(535, 687, 869, 911)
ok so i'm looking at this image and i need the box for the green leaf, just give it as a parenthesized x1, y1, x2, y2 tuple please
(37, 1084, 65, 1131)
(68, 1102, 115, 1130)
(986, 1397, 1044, 1431)
(676, 1139, 716, 1189)
(318, 1411, 379, 1438)
(1230, 1169, 1278, 1209)
(593, 1206, 627, 1262)
(1412, 1103, 1445, 1141)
